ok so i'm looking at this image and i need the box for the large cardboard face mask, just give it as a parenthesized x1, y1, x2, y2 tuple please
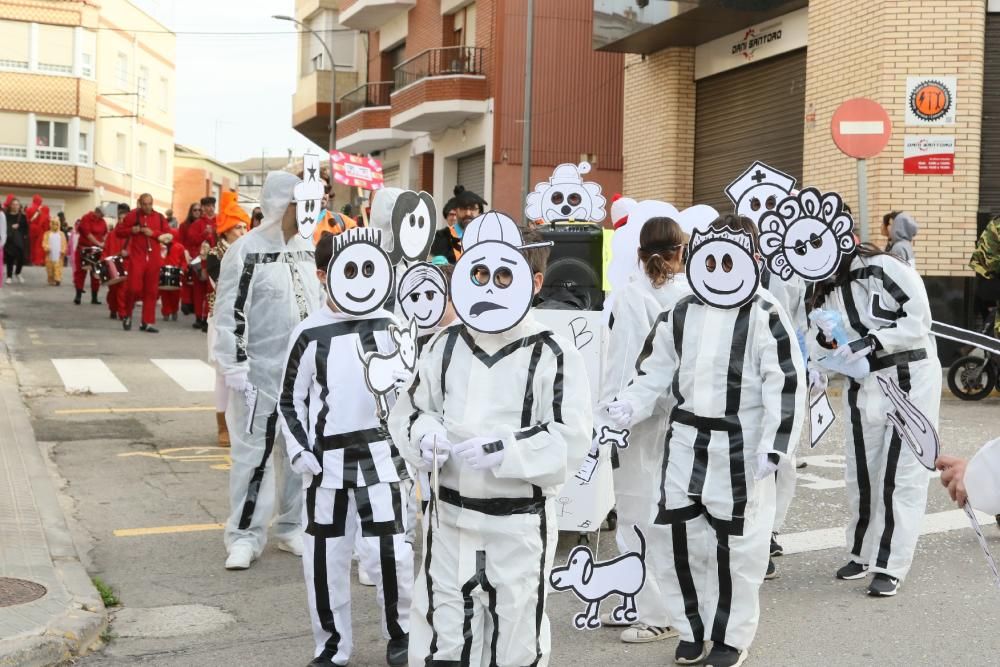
(398, 262, 448, 329)
(294, 152, 325, 240)
(685, 226, 760, 309)
(725, 161, 796, 226)
(525, 162, 606, 223)
(758, 187, 856, 282)
(327, 228, 394, 316)
(390, 191, 437, 264)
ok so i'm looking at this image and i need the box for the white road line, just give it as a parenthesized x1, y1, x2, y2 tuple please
(783, 508, 995, 555)
(151, 359, 215, 392)
(51, 359, 128, 394)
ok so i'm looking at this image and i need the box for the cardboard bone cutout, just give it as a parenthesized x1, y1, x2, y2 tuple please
(451, 211, 552, 334)
(326, 227, 395, 316)
(293, 152, 325, 240)
(725, 160, 796, 225)
(758, 187, 857, 282)
(358, 319, 418, 421)
(525, 162, 606, 223)
(389, 190, 437, 265)
(397, 262, 448, 330)
(550, 525, 646, 630)
(685, 226, 760, 309)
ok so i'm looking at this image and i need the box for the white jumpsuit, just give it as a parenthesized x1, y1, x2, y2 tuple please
(808, 253, 941, 581)
(279, 305, 413, 665)
(389, 315, 591, 667)
(598, 272, 691, 629)
(213, 171, 322, 558)
(619, 289, 805, 650)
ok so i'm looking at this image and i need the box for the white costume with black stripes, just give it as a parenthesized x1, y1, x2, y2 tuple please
(389, 315, 591, 666)
(598, 272, 691, 629)
(280, 305, 413, 665)
(618, 289, 804, 651)
(808, 253, 940, 581)
(212, 171, 321, 559)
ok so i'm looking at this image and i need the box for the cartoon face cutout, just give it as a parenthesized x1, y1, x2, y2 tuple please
(685, 226, 760, 309)
(397, 262, 448, 329)
(452, 211, 548, 333)
(758, 188, 857, 282)
(326, 228, 394, 316)
(725, 161, 796, 225)
(390, 191, 437, 264)
(293, 152, 325, 240)
(525, 162, 607, 224)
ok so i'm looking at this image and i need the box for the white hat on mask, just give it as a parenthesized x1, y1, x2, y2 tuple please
(463, 211, 553, 251)
(725, 161, 796, 205)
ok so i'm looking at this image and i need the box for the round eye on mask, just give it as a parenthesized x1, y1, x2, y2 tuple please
(567, 193, 582, 207)
(418, 216, 425, 229)
(766, 195, 777, 210)
(471, 264, 491, 286)
(493, 267, 513, 288)
(750, 197, 761, 212)
(362, 260, 375, 277)
(722, 254, 734, 273)
(551, 191, 564, 205)
(344, 261, 358, 279)
(705, 255, 717, 272)
(409, 214, 416, 227)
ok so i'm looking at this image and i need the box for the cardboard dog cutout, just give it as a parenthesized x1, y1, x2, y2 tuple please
(525, 162, 606, 224)
(358, 319, 418, 421)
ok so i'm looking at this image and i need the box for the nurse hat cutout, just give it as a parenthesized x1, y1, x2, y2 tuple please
(685, 225, 761, 310)
(452, 211, 552, 334)
(326, 227, 395, 316)
(725, 161, 796, 225)
(525, 162, 606, 224)
(293, 152, 325, 240)
(757, 187, 857, 282)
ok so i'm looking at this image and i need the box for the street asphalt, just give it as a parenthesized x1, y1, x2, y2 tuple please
(1, 265, 998, 666)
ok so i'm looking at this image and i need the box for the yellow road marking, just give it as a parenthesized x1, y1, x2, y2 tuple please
(114, 523, 224, 537)
(54, 406, 214, 415)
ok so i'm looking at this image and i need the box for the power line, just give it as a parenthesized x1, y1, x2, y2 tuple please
(89, 27, 354, 35)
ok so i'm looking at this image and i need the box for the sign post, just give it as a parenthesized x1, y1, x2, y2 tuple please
(831, 98, 892, 242)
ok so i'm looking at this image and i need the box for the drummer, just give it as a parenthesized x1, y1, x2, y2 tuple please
(102, 204, 130, 321)
(159, 229, 187, 322)
(73, 206, 108, 306)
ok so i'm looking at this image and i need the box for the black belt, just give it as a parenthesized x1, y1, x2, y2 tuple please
(316, 426, 390, 451)
(654, 502, 746, 535)
(869, 348, 927, 371)
(672, 409, 742, 433)
(438, 487, 546, 516)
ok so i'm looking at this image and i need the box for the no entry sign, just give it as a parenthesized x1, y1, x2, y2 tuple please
(831, 98, 892, 159)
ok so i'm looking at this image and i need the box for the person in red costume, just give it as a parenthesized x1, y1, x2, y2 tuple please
(181, 196, 216, 331)
(102, 204, 129, 319)
(28, 198, 48, 266)
(115, 193, 171, 333)
(178, 202, 202, 316)
(159, 228, 187, 321)
(73, 207, 108, 305)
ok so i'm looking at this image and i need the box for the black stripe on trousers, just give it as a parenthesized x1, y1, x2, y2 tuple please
(306, 486, 350, 538)
(847, 379, 871, 558)
(876, 363, 911, 569)
(530, 510, 548, 667)
(353, 484, 406, 640)
(424, 518, 440, 666)
(672, 521, 705, 642)
(238, 410, 278, 530)
(460, 550, 499, 667)
(313, 532, 343, 660)
(710, 529, 733, 644)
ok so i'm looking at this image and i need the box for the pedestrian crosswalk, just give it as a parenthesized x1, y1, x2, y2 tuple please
(51, 358, 215, 394)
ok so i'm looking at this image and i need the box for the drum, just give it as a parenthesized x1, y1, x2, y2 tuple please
(81, 246, 103, 270)
(159, 265, 182, 291)
(102, 255, 128, 286)
(188, 256, 204, 282)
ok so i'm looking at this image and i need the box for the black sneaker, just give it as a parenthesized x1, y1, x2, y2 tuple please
(770, 532, 783, 557)
(386, 633, 407, 666)
(122, 316, 132, 331)
(192, 318, 204, 329)
(704, 642, 747, 667)
(867, 573, 900, 597)
(835, 561, 869, 580)
(73, 290, 82, 305)
(765, 558, 778, 580)
(307, 659, 338, 666)
(110, 311, 118, 320)
(675, 639, 709, 665)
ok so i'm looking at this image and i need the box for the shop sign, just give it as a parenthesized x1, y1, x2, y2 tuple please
(906, 76, 957, 126)
(903, 136, 955, 175)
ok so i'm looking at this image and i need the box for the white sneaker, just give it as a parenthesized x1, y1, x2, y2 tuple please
(276, 535, 304, 557)
(620, 623, 679, 643)
(358, 567, 375, 586)
(17, 275, 24, 283)
(225, 543, 254, 570)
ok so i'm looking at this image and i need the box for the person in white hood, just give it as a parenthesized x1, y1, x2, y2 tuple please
(213, 171, 323, 570)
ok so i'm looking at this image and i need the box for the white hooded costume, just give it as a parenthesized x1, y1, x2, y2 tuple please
(213, 171, 322, 560)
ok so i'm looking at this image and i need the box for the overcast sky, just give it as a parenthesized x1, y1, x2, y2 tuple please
(133, 0, 325, 163)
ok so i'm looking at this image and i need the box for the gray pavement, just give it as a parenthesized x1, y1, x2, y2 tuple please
(1, 265, 999, 666)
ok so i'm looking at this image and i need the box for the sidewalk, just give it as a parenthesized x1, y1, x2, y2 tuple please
(0, 324, 105, 666)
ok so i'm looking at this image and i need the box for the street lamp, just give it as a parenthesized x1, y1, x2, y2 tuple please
(273, 14, 339, 156)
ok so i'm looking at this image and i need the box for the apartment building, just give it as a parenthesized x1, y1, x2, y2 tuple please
(0, 0, 175, 222)
(291, 0, 625, 216)
(595, 0, 997, 334)
(172, 144, 240, 217)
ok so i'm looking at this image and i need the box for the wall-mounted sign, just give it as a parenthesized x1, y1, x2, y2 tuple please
(694, 7, 808, 80)
(903, 136, 955, 175)
(330, 151, 384, 190)
(906, 76, 956, 126)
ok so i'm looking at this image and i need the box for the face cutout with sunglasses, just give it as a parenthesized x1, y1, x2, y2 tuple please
(758, 187, 856, 282)
(397, 262, 448, 329)
(293, 152, 325, 240)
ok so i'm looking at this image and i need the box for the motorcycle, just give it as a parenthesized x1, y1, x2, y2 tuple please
(947, 312, 999, 401)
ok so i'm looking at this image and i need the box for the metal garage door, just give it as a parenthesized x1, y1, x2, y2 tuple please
(694, 49, 807, 213)
(456, 150, 486, 200)
(980, 14, 1000, 215)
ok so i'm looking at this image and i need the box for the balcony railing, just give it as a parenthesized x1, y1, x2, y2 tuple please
(339, 81, 394, 117)
(0, 145, 28, 159)
(35, 147, 70, 162)
(393, 46, 485, 91)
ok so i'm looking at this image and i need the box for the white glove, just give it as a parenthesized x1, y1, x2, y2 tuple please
(834, 340, 873, 363)
(452, 436, 506, 470)
(419, 432, 452, 469)
(808, 368, 828, 397)
(393, 368, 413, 391)
(290, 450, 322, 476)
(606, 400, 634, 429)
(755, 452, 779, 481)
(224, 370, 249, 392)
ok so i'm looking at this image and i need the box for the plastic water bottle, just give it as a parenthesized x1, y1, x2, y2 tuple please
(810, 309, 850, 346)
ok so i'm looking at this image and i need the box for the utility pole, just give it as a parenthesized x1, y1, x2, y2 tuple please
(520, 0, 535, 217)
